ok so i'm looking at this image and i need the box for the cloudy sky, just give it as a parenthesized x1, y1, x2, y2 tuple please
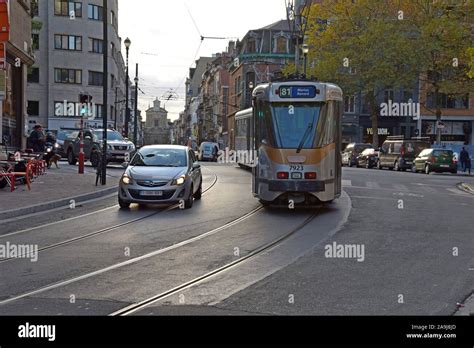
(119, 0, 287, 120)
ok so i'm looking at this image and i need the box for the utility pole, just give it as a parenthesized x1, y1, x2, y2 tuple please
(101, 0, 108, 185)
(133, 63, 139, 146)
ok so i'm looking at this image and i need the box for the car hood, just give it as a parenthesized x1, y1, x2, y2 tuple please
(128, 166, 187, 181)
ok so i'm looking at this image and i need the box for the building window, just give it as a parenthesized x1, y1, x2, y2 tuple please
(402, 90, 414, 102)
(89, 38, 103, 53)
(344, 95, 356, 114)
(275, 36, 288, 53)
(427, 93, 469, 109)
(55, 34, 82, 51)
(27, 67, 40, 83)
(154, 119, 159, 127)
(89, 71, 104, 86)
(27, 101, 40, 116)
(384, 90, 394, 103)
(54, 1, 82, 17)
(31, 0, 39, 17)
(32, 34, 39, 50)
(54, 68, 82, 84)
(88, 4, 103, 21)
(247, 39, 256, 53)
(111, 74, 115, 88)
(111, 10, 116, 28)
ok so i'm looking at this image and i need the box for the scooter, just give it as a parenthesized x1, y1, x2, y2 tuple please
(44, 142, 60, 169)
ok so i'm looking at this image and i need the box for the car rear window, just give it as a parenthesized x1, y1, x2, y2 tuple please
(433, 150, 453, 157)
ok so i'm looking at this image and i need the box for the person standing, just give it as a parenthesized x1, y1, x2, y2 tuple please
(460, 147, 470, 173)
(28, 125, 46, 153)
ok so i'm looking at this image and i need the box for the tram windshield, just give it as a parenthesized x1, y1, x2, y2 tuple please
(271, 103, 322, 149)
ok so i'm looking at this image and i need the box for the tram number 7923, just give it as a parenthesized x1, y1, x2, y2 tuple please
(290, 165, 304, 171)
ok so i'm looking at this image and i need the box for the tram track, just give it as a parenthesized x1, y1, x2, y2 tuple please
(0, 173, 218, 264)
(0, 205, 265, 307)
(111, 210, 320, 316)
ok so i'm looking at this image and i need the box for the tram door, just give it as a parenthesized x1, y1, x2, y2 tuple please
(251, 101, 259, 196)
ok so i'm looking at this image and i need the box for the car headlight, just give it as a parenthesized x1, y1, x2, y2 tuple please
(129, 143, 135, 151)
(54, 143, 60, 149)
(172, 175, 186, 186)
(122, 174, 133, 185)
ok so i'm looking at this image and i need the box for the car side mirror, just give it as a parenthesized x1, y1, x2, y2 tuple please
(121, 162, 129, 168)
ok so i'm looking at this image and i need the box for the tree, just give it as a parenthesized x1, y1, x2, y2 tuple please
(292, 0, 473, 147)
(405, 1, 473, 144)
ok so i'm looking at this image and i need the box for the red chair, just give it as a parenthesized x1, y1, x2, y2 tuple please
(0, 162, 32, 192)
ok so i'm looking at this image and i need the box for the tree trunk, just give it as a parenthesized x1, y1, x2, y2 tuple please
(435, 86, 442, 145)
(368, 90, 379, 148)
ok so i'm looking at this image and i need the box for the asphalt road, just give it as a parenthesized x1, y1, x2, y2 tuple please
(0, 164, 472, 315)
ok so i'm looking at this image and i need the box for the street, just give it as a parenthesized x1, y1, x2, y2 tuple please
(0, 164, 472, 316)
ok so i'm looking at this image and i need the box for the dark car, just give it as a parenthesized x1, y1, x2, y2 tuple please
(356, 148, 380, 169)
(342, 143, 373, 167)
(378, 137, 431, 171)
(412, 149, 457, 174)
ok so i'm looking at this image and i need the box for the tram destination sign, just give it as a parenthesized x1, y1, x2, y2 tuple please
(278, 85, 319, 99)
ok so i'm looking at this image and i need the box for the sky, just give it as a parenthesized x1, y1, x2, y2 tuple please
(119, 0, 287, 121)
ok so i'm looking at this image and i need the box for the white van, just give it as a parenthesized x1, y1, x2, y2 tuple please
(199, 142, 219, 162)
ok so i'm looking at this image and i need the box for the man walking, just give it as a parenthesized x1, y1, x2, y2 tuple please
(460, 147, 470, 174)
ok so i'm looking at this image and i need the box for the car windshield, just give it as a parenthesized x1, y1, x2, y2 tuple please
(130, 148, 187, 167)
(93, 131, 124, 141)
(355, 145, 373, 153)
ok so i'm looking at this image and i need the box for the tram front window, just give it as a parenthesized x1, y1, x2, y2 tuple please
(271, 103, 322, 149)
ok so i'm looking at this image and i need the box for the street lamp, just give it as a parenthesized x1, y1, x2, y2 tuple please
(133, 66, 139, 147)
(302, 44, 309, 77)
(124, 37, 131, 138)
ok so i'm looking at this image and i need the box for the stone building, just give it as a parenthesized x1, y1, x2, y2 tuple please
(26, 0, 127, 132)
(144, 98, 169, 145)
(1, 0, 35, 148)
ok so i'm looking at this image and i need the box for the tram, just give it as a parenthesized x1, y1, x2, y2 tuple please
(237, 79, 343, 205)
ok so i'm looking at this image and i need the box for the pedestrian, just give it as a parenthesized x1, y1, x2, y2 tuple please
(28, 125, 46, 153)
(460, 147, 470, 173)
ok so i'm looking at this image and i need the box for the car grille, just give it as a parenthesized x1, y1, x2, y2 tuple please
(136, 181, 168, 188)
(128, 189, 175, 201)
(114, 146, 128, 151)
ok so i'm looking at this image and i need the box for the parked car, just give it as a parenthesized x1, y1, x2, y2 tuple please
(378, 137, 431, 171)
(342, 143, 373, 167)
(56, 129, 79, 158)
(412, 149, 457, 174)
(64, 129, 135, 167)
(356, 148, 380, 169)
(198, 142, 219, 162)
(118, 145, 202, 209)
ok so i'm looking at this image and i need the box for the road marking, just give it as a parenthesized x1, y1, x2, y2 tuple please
(393, 184, 409, 192)
(393, 192, 424, 198)
(366, 182, 381, 190)
(342, 180, 352, 187)
(446, 188, 472, 196)
(350, 196, 395, 201)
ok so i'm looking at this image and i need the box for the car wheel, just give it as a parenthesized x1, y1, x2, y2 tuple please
(366, 161, 370, 169)
(450, 169, 457, 174)
(118, 196, 130, 209)
(194, 180, 202, 200)
(411, 165, 417, 173)
(377, 161, 383, 170)
(0, 177, 7, 189)
(184, 186, 194, 209)
(67, 150, 77, 165)
(348, 158, 353, 167)
(425, 165, 431, 175)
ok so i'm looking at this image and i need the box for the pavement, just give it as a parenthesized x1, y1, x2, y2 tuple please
(0, 161, 123, 221)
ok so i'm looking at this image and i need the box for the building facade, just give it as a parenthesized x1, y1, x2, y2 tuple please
(144, 98, 169, 145)
(1, 0, 35, 148)
(27, 0, 126, 133)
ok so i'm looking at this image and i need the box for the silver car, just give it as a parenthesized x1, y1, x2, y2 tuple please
(118, 145, 202, 209)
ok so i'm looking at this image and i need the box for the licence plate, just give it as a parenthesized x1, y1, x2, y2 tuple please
(140, 191, 163, 196)
(291, 172, 303, 179)
(440, 165, 449, 168)
(405, 161, 412, 164)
